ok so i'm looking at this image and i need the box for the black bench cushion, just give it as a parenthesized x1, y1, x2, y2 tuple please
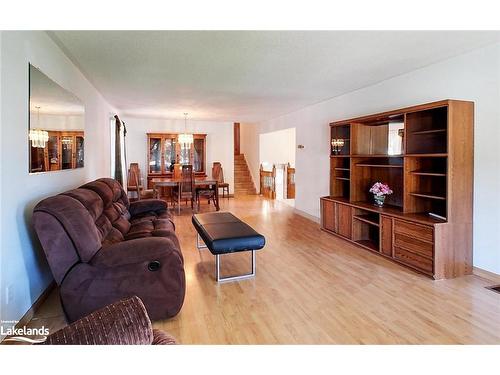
(192, 212, 265, 255)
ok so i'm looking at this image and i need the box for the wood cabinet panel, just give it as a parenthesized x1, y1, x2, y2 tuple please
(322, 199, 336, 232)
(337, 203, 352, 239)
(380, 216, 393, 256)
(394, 247, 433, 274)
(394, 219, 433, 243)
(394, 234, 433, 259)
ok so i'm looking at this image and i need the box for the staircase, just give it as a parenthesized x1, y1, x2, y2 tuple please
(234, 154, 257, 195)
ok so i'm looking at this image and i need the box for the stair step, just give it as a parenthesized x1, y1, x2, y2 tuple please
(233, 153, 256, 195)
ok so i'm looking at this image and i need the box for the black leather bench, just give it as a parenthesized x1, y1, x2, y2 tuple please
(192, 212, 266, 282)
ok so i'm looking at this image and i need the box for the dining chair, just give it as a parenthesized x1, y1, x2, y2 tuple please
(195, 180, 217, 212)
(172, 164, 195, 214)
(127, 163, 154, 200)
(212, 162, 230, 198)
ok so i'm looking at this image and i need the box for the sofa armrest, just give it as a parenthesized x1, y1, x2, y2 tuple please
(91, 237, 183, 268)
(129, 199, 167, 216)
(42, 296, 154, 345)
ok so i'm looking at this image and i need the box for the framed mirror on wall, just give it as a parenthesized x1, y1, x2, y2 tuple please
(28, 64, 85, 173)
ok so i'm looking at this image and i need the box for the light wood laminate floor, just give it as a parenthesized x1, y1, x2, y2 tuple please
(18, 196, 500, 344)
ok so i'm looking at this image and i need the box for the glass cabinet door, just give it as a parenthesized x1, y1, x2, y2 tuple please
(164, 138, 176, 173)
(149, 137, 162, 174)
(47, 133, 60, 171)
(179, 144, 190, 165)
(30, 146, 46, 173)
(193, 138, 205, 172)
(61, 136, 74, 170)
(75, 135, 84, 168)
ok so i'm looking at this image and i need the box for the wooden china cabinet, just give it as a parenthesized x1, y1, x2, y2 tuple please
(146, 133, 207, 188)
(29, 130, 84, 173)
(320, 100, 473, 280)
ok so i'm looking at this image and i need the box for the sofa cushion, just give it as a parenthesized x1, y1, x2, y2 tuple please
(125, 212, 175, 240)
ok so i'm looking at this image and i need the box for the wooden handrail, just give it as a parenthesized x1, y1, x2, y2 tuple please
(260, 164, 276, 199)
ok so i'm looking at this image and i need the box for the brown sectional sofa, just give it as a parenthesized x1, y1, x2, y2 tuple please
(33, 178, 185, 323)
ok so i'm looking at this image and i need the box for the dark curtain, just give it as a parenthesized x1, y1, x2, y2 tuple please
(114, 115, 123, 186)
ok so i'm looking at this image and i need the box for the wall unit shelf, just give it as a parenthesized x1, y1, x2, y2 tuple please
(409, 192, 447, 200)
(410, 171, 447, 177)
(321, 99, 473, 280)
(353, 214, 380, 227)
(411, 129, 447, 135)
(355, 163, 403, 168)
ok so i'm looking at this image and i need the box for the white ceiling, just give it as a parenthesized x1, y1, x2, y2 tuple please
(49, 31, 500, 122)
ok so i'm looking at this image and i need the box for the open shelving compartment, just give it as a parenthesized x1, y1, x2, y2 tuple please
(330, 124, 350, 156)
(405, 156, 448, 220)
(330, 156, 350, 199)
(352, 207, 380, 252)
(351, 156, 404, 209)
(406, 106, 448, 155)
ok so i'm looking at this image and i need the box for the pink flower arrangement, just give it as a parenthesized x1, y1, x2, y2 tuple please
(369, 182, 393, 197)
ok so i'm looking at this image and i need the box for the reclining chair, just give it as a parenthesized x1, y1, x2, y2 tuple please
(33, 178, 185, 323)
(42, 296, 177, 345)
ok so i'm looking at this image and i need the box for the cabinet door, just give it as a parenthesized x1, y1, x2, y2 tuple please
(322, 200, 336, 232)
(149, 137, 162, 174)
(380, 216, 393, 256)
(61, 136, 74, 170)
(47, 132, 60, 171)
(193, 138, 205, 173)
(337, 203, 352, 239)
(163, 137, 176, 173)
(75, 135, 84, 168)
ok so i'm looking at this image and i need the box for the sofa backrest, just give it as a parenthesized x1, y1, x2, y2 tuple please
(33, 178, 131, 284)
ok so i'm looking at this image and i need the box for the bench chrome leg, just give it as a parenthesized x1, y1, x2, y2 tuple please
(196, 233, 207, 250)
(215, 250, 256, 283)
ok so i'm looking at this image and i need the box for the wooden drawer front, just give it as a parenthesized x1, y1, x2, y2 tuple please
(336, 203, 352, 239)
(394, 220, 433, 243)
(394, 247, 433, 274)
(394, 233, 433, 259)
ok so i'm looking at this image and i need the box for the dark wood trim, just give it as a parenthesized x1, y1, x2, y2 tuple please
(234, 123, 240, 155)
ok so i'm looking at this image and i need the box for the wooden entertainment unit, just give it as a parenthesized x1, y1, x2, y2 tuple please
(320, 100, 473, 279)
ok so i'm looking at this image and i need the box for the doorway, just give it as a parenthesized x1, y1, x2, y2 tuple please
(259, 127, 296, 207)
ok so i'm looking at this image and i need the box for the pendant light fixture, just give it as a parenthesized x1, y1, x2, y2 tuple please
(29, 106, 49, 148)
(178, 112, 194, 148)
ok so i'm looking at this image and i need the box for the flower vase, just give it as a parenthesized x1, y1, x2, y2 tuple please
(374, 195, 385, 207)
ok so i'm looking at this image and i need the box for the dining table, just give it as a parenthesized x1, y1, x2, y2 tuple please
(151, 176, 220, 213)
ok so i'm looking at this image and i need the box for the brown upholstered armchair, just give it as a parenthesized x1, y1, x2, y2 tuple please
(33, 178, 185, 323)
(42, 296, 176, 345)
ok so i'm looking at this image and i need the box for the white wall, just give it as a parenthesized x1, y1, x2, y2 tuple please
(29, 113, 84, 131)
(123, 117, 234, 193)
(0, 31, 116, 332)
(252, 42, 500, 274)
(259, 127, 296, 170)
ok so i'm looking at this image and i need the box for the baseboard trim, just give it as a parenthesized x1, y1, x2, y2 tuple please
(473, 267, 500, 284)
(14, 281, 56, 330)
(294, 208, 321, 224)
